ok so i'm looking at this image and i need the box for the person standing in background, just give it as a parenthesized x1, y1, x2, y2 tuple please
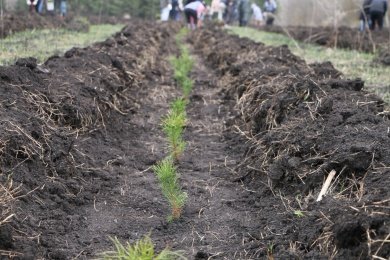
(184, 0, 206, 29)
(238, 0, 251, 26)
(35, 0, 44, 13)
(251, 2, 263, 27)
(369, 0, 387, 30)
(60, 0, 67, 17)
(359, 0, 372, 31)
(54, 0, 60, 14)
(170, 0, 181, 21)
(27, 0, 38, 13)
(263, 0, 277, 25)
(161, 0, 172, 21)
(46, 0, 55, 15)
(224, 0, 237, 25)
(210, 0, 226, 21)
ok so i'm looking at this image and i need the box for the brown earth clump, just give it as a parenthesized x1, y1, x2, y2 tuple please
(0, 20, 180, 258)
(193, 27, 390, 259)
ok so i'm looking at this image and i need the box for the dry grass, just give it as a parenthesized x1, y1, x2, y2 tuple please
(0, 179, 19, 227)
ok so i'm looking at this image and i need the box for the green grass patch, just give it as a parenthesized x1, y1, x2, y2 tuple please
(153, 159, 188, 221)
(102, 236, 185, 260)
(0, 24, 124, 66)
(229, 27, 390, 103)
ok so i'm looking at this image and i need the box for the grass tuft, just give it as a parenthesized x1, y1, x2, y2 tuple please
(153, 159, 187, 220)
(102, 236, 186, 260)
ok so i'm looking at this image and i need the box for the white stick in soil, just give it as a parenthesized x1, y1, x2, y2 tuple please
(316, 170, 337, 202)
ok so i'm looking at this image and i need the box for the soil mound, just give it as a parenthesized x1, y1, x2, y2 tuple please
(0, 21, 179, 258)
(262, 25, 390, 53)
(0, 13, 66, 38)
(0, 13, 123, 39)
(193, 27, 390, 259)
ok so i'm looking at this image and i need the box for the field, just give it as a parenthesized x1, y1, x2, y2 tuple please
(0, 20, 389, 259)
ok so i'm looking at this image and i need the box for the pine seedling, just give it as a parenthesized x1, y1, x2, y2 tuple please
(162, 110, 186, 160)
(170, 98, 187, 117)
(179, 48, 193, 73)
(153, 159, 187, 220)
(102, 236, 186, 260)
(171, 57, 187, 86)
(175, 27, 189, 46)
(170, 49, 194, 93)
(163, 107, 186, 129)
(173, 68, 187, 86)
(181, 77, 193, 99)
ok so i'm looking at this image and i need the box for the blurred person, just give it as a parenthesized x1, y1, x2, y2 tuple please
(359, 0, 372, 31)
(47, 0, 55, 15)
(210, 0, 226, 21)
(170, 0, 182, 21)
(35, 0, 44, 13)
(251, 2, 263, 27)
(369, 0, 387, 30)
(60, 0, 67, 17)
(161, 0, 172, 21)
(263, 0, 277, 25)
(54, 0, 60, 13)
(27, 0, 38, 13)
(224, 0, 238, 25)
(238, 0, 251, 27)
(184, 0, 206, 29)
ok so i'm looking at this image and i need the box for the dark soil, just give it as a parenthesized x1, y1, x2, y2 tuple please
(192, 27, 390, 259)
(0, 21, 389, 260)
(261, 25, 390, 54)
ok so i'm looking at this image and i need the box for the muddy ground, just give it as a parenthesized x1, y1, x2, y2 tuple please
(0, 21, 389, 259)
